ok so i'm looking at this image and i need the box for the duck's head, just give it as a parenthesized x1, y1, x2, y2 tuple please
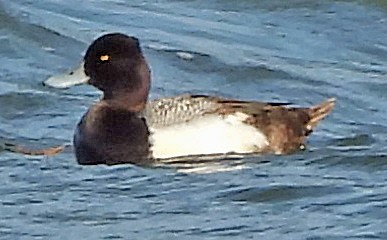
(44, 33, 151, 106)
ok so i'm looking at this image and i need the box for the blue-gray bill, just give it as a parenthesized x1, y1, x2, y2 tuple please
(43, 61, 89, 88)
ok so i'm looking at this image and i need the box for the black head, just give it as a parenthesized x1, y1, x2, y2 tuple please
(84, 33, 151, 102)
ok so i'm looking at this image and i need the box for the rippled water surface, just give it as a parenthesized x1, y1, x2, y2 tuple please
(1, 0, 387, 239)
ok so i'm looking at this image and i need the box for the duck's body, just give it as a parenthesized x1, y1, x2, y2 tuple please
(44, 33, 335, 166)
(75, 94, 334, 165)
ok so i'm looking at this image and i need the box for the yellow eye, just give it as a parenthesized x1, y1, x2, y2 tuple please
(100, 55, 110, 61)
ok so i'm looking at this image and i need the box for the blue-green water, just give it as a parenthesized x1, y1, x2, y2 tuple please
(1, 0, 387, 239)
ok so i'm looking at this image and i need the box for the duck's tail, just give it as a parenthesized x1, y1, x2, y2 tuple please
(305, 98, 336, 131)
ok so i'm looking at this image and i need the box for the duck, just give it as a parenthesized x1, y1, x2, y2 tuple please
(43, 33, 335, 166)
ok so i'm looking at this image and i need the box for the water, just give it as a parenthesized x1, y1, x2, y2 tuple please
(1, 0, 387, 239)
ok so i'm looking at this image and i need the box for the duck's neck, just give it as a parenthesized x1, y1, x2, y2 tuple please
(103, 80, 150, 112)
(100, 58, 151, 112)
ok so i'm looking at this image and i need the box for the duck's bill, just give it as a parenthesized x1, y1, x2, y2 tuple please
(43, 62, 89, 89)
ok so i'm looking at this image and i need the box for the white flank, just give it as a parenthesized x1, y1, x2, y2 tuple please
(150, 112, 268, 159)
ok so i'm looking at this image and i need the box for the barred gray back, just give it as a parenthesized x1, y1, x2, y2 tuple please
(142, 95, 220, 127)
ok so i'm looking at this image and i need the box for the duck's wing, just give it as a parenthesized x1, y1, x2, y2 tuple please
(142, 94, 289, 128)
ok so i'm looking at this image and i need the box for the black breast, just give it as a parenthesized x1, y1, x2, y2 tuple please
(74, 107, 151, 165)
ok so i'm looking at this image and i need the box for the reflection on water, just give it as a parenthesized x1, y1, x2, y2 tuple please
(0, 0, 387, 239)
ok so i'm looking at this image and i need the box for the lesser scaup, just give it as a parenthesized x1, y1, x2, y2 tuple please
(44, 33, 335, 165)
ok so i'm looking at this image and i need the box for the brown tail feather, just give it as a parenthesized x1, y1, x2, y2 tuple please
(306, 98, 336, 130)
